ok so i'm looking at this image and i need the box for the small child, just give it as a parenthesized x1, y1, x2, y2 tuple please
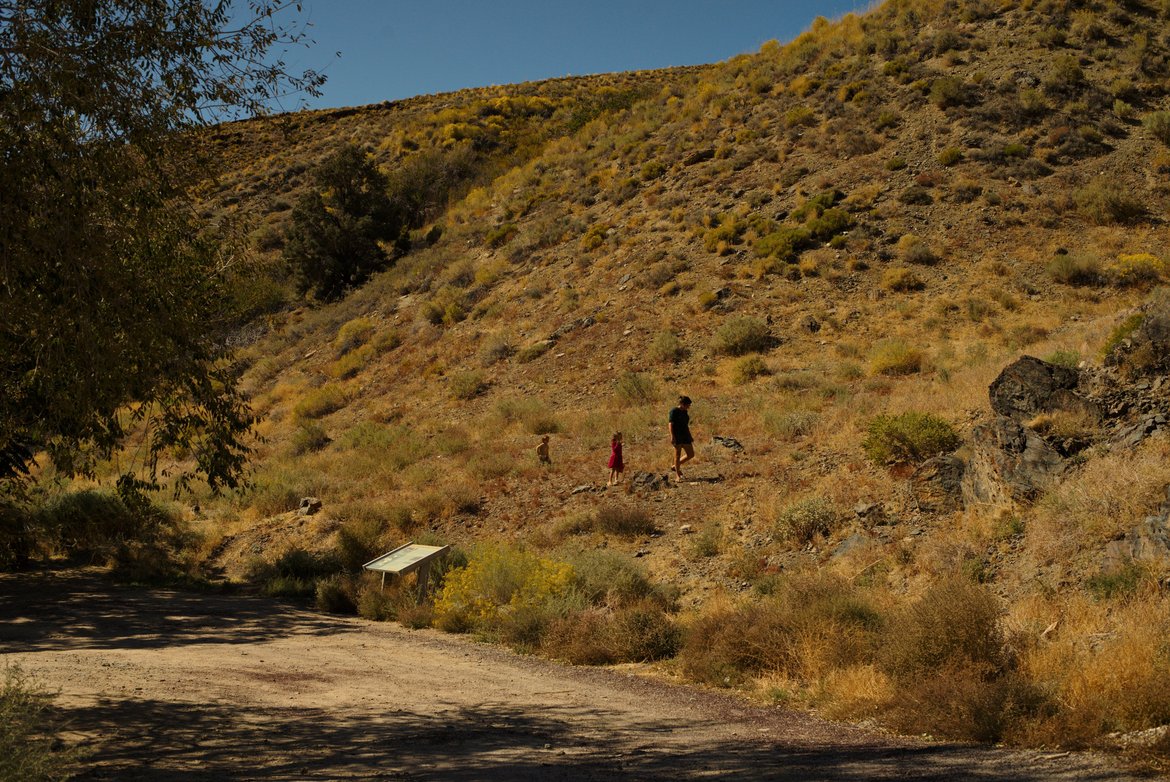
(607, 432, 624, 486)
(536, 434, 551, 465)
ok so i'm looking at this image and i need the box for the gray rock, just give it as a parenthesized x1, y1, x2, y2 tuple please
(988, 355, 1084, 421)
(711, 435, 744, 452)
(630, 472, 671, 490)
(1104, 513, 1170, 568)
(298, 497, 322, 516)
(964, 416, 1065, 505)
(911, 455, 965, 513)
(831, 532, 876, 560)
(797, 314, 821, 334)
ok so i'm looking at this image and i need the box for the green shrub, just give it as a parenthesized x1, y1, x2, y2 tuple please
(484, 222, 518, 248)
(640, 160, 667, 180)
(862, 412, 961, 465)
(680, 573, 881, 687)
(433, 544, 575, 638)
(449, 370, 487, 400)
(1044, 349, 1080, 368)
(614, 372, 657, 405)
(1086, 562, 1148, 601)
(606, 600, 681, 662)
(32, 489, 174, 565)
(290, 422, 330, 455)
(1048, 252, 1101, 285)
(775, 497, 838, 544)
(712, 316, 772, 356)
(1102, 312, 1145, 357)
(650, 331, 686, 364)
(327, 344, 374, 379)
(1075, 179, 1147, 224)
(0, 667, 80, 782)
(937, 147, 963, 166)
(731, 354, 770, 384)
(570, 549, 659, 606)
(1107, 253, 1166, 287)
(334, 317, 375, 357)
(885, 156, 907, 171)
(594, 504, 655, 536)
(293, 384, 347, 420)
(869, 340, 925, 376)
(1144, 111, 1170, 146)
(929, 76, 965, 108)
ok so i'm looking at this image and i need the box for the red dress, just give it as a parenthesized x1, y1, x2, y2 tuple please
(608, 442, 623, 470)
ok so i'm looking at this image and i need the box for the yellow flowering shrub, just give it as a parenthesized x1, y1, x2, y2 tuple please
(1109, 253, 1166, 287)
(433, 545, 575, 631)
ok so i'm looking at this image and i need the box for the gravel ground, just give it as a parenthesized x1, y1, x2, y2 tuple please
(0, 570, 1150, 781)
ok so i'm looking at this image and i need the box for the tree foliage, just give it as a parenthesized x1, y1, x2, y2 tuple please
(0, 1, 323, 492)
(284, 144, 404, 301)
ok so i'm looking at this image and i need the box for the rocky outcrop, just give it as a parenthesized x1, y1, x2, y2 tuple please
(1105, 290, 1170, 378)
(963, 417, 1065, 505)
(1103, 485, 1170, 568)
(911, 455, 965, 513)
(988, 355, 1088, 421)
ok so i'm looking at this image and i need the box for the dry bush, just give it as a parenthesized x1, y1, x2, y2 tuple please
(774, 497, 839, 544)
(680, 574, 881, 687)
(731, 354, 770, 385)
(881, 266, 925, 292)
(292, 383, 347, 421)
(877, 578, 1042, 742)
(763, 408, 819, 441)
(1048, 252, 1102, 285)
(0, 667, 81, 782)
(594, 504, 655, 536)
(869, 340, 926, 376)
(712, 316, 772, 356)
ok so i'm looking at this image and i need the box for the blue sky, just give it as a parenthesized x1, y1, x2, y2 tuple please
(284, 1, 876, 110)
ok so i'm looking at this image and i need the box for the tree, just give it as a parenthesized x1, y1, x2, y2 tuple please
(284, 144, 404, 301)
(0, 1, 324, 493)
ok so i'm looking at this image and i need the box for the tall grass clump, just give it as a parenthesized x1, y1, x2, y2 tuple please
(774, 497, 839, 544)
(862, 412, 961, 465)
(869, 340, 925, 376)
(879, 578, 1039, 743)
(0, 667, 80, 782)
(712, 316, 772, 356)
(680, 573, 881, 688)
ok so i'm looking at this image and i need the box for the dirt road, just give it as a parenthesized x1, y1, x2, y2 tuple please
(0, 571, 1145, 781)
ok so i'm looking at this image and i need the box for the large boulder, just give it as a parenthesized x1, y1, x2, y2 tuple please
(963, 416, 1065, 505)
(988, 356, 1084, 421)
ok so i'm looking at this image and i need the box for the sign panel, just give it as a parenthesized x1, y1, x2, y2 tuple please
(363, 543, 449, 575)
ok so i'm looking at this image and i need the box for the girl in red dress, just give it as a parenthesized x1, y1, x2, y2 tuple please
(607, 432, 624, 486)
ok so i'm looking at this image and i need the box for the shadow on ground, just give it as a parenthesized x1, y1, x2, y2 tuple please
(58, 697, 1127, 782)
(0, 569, 350, 652)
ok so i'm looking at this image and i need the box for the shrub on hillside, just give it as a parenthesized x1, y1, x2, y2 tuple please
(1144, 111, 1170, 146)
(432, 544, 575, 638)
(680, 573, 881, 687)
(869, 340, 925, 376)
(862, 412, 961, 465)
(334, 318, 376, 357)
(775, 497, 839, 544)
(882, 267, 925, 292)
(1047, 252, 1101, 285)
(293, 384, 347, 421)
(1075, 179, 1147, 224)
(290, 422, 330, 455)
(732, 354, 770, 385)
(712, 316, 772, 356)
(449, 370, 487, 401)
(1107, 253, 1166, 287)
(649, 331, 686, 364)
(614, 372, 657, 405)
(594, 504, 655, 536)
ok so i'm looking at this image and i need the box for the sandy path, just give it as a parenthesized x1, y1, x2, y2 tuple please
(0, 570, 1144, 781)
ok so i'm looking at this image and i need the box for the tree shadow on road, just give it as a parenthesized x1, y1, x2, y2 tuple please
(0, 569, 352, 652)
(57, 696, 1132, 782)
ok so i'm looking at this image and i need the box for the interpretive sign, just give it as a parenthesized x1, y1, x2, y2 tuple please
(363, 543, 450, 597)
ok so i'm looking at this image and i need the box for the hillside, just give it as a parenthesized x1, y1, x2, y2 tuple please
(60, 0, 1170, 761)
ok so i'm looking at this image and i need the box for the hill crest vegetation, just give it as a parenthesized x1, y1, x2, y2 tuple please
(12, 0, 1170, 766)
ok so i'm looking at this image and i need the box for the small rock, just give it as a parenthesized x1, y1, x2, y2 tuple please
(570, 484, 593, 495)
(298, 497, 322, 515)
(680, 524, 695, 534)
